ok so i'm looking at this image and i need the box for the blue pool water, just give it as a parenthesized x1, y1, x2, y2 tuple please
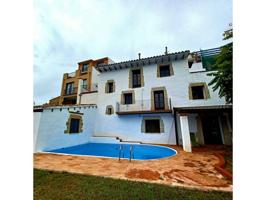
(46, 142, 177, 160)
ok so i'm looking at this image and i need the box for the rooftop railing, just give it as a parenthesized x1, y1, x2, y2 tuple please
(67, 71, 76, 78)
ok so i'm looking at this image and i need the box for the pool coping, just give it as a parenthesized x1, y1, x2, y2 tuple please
(42, 142, 178, 161)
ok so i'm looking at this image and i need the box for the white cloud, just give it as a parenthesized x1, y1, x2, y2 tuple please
(34, 0, 232, 104)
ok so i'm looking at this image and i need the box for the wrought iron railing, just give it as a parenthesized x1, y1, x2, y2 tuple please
(116, 98, 171, 113)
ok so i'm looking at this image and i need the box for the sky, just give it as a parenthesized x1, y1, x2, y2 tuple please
(34, 0, 232, 105)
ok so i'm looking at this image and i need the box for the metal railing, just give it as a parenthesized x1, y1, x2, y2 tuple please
(67, 71, 76, 78)
(116, 98, 171, 113)
(118, 145, 134, 162)
(129, 145, 134, 162)
(118, 145, 124, 161)
(64, 87, 77, 95)
(80, 83, 98, 93)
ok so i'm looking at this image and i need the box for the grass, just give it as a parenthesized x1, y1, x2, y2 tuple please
(34, 169, 232, 200)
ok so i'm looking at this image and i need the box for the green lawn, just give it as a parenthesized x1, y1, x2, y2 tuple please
(34, 169, 232, 200)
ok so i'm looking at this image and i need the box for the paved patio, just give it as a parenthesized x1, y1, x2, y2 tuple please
(34, 145, 232, 192)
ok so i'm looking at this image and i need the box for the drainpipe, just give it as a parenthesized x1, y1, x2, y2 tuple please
(173, 109, 179, 145)
(77, 79, 83, 105)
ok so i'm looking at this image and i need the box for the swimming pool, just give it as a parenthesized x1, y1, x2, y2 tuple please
(45, 142, 177, 160)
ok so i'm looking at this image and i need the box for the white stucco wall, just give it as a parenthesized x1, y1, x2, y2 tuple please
(94, 112, 176, 144)
(35, 106, 96, 152)
(91, 67, 100, 87)
(33, 112, 42, 152)
(80, 92, 98, 105)
(92, 59, 226, 145)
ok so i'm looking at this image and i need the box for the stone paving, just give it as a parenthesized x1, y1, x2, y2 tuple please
(34, 145, 232, 192)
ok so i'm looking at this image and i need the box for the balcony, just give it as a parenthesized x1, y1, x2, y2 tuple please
(64, 87, 77, 96)
(116, 98, 172, 115)
(67, 71, 76, 78)
(80, 83, 98, 94)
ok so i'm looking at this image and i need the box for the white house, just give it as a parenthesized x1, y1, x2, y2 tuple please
(34, 47, 232, 153)
(79, 47, 232, 152)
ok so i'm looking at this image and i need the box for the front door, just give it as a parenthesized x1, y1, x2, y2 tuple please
(201, 115, 223, 144)
(154, 91, 165, 110)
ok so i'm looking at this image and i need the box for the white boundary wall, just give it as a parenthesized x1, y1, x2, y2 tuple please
(35, 106, 96, 152)
(33, 112, 42, 152)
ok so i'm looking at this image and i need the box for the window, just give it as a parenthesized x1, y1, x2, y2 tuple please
(105, 80, 115, 93)
(151, 87, 169, 110)
(141, 117, 164, 133)
(105, 105, 114, 115)
(64, 113, 83, 134)
(69, 118, 80, 133)
(154, 90, 165, 110)
(145, 119, 160, 133)
(132, 69, 141, 88)
(65, 82, 74, 95)
(82, 79, 87, 89)
(189, 82, 210, 100)
(159, 65, 170, 77)
(191, 86, 204, 99)
(108, 82, 114, 93)
(124, 93, 133, 104)
(129, 68, 144, 88)
(81, 64, 88, 72)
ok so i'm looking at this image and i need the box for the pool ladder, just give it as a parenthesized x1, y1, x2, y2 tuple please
(118, 145, 134, 162)
(118, 145, 124, 161)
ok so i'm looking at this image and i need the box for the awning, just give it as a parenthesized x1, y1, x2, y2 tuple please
(173, 105, 232, 114)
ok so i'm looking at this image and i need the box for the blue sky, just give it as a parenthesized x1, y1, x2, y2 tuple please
(34, 0, 232, 104)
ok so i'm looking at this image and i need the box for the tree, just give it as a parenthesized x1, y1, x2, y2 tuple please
(208, 27, 233, 104)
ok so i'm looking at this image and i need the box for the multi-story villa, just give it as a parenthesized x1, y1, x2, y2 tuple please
(34, 47, 232, 153)
(49, 57, 113, 106)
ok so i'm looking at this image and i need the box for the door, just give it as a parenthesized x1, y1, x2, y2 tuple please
(201, 115, 223, 144)
(154, 91, 165, 110)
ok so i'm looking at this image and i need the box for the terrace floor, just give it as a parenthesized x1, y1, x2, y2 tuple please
(34, 145, 232, 192)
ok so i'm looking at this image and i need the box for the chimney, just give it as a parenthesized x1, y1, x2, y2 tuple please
(165, 46, 168, 55)
(138, 53, 141, 59)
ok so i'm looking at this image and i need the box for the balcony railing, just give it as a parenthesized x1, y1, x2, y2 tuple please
(116, 98, 172, 114)
(64, 87, 77, 95)
(67, 71, 76, 78)
(80, 83, 98, 93)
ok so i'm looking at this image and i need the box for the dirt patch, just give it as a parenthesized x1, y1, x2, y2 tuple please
(163, 169, 229, 187)
(125, 169, 160, 180)
(184, 162, 196, 167)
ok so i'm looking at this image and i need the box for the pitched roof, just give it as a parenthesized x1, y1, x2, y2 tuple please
(95, 50, 190, 72)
